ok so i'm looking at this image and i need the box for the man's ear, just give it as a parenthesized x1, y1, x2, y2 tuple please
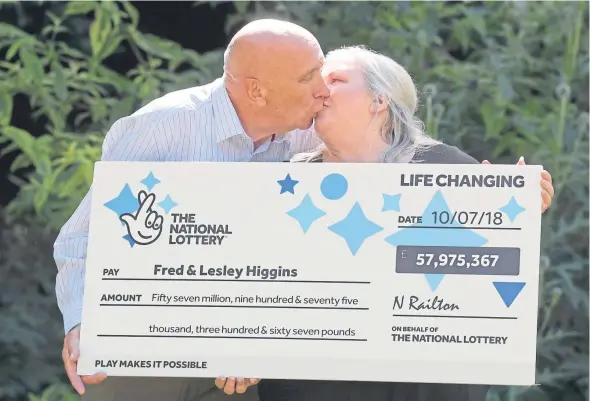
(245, 78, 267, 106)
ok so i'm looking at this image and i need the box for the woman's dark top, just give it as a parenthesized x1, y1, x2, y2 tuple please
(258, 143, 488, 401)
(409, 143, 480, 165)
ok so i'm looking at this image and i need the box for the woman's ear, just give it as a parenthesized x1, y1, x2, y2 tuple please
(371, 96, 388, 113)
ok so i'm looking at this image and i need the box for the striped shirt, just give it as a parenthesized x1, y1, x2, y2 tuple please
(53, 77, 322, 334)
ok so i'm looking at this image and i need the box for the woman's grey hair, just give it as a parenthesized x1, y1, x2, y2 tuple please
(293, 45, 439, 163)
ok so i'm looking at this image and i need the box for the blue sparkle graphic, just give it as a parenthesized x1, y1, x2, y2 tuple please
(158, 195, 178, 214)
(328, 202, 383, 256)
(140, 171, 160, 191)
(123, 234, 136, 247)
(382, 193, 401, 212)
(277, 174, 299, 194)
(320, 173, 348, 200)
(499, 196, 526, 222)
(287, 194, 326, 233)
(385, 190, 488, 291)
(104, 184, 139, 219)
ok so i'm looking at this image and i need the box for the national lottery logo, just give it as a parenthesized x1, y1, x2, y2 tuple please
(103, 171, 232, 248)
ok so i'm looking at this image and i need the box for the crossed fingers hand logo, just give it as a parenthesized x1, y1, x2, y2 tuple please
(120, 190, 164, 245)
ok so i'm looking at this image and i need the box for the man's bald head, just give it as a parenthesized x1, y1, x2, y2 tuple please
(221, 19, 329, 138)
(224, 19, 321, 80)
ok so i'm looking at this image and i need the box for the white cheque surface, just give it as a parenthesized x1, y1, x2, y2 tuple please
(78, 162, 542, 386)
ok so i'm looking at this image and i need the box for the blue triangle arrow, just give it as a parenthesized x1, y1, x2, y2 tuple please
(425, 274, 444, 291)
(493, 282, 526, 308)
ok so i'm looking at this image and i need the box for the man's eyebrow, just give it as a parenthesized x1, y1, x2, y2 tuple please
(298, 66, 320, 81)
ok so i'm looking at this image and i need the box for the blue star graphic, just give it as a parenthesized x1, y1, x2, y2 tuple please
(277, 174, 299, 194)
(104, 184, 139, 220)
(158, 195, 178, 214)
(499, 196, 526, 222)
(328, 202, 383, 256)
(385, 190, 488, 291)
(140, 171, 160, 191)
(123, 234, 135, 247)
(287, 194, 326, 233)
(382, 193, 402, 212)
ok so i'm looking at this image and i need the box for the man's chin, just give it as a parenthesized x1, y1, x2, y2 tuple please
(298, 118, 314, 130)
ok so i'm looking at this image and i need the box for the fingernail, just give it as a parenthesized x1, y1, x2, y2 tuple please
(519, 156, 524, 162)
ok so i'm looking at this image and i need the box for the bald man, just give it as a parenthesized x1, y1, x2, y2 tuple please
(53, 19, 329, 401)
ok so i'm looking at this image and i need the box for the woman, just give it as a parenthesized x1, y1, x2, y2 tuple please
(255, 45, 554, 401)
(293, 45, 553, 207)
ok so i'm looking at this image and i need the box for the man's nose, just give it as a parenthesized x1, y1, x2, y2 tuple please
(315, 78, 330, 99)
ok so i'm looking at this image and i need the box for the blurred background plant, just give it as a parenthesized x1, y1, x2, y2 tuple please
(0, 1, 587, 401)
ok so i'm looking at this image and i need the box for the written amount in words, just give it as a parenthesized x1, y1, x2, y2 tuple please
(147, 293, 359, 307)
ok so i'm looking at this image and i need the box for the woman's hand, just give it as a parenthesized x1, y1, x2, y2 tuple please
(481, 156, 554, 213)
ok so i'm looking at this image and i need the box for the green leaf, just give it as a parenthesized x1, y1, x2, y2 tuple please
(127, 28, 184, 60)
(89, 7, 112, 60)
(0, 89, 13, 126)
(5, 37, 25, 60)
(64, 1, 97, 16)
(10, 153, 32, 171)
(0, 126, 35, 155)
(98, 35, 123, 62)
(33, 187, 49, 214)
(80, 159, 95, 184)
(497, 74, 516, 101)
(19, 47, 45, 83)
(480, 101, 506, 138)
(0, 22, 30, 39)
(122, 2, 140, 27)
(51, 59, 67, 102)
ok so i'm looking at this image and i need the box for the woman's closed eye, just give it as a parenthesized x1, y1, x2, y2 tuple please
(327, 75, 345, 84)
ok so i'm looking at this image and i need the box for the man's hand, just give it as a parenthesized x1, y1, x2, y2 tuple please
(481, 156, 554, 213)
(215, 377, 260, 395)
(63, 324, 107, 395)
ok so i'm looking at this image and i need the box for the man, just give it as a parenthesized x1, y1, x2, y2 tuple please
(54, 19, 329, 401)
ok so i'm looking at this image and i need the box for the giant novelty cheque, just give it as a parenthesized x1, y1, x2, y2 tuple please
(77, 161, 542, 386)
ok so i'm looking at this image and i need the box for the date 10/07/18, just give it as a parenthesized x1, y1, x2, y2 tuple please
(398, 211, 505, 226)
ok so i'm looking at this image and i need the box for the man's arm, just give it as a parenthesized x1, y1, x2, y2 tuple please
(53, 108, 189, 395)
(54, 116, 166, 334)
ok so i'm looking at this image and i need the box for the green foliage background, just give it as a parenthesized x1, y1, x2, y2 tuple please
(0, 1, 588, 401)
